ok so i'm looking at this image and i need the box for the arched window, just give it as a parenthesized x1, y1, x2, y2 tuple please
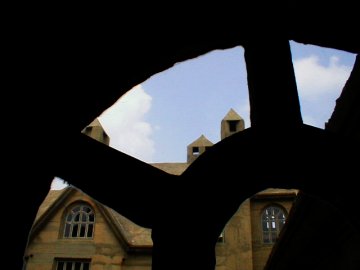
(261, 205, 287, 244)
(63, 203, 95, 238)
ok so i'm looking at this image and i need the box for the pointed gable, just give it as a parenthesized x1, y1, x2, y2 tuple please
(81, 117, 110, 145)
(31, 187, 75, 237)
(222, 108, 243, 121)
(29, 186, 152, 251)
(187, 135, 214, 164)
(87, 118, 102, 127)
(221, 108, 245, 140)
(188, 134, 214, 147)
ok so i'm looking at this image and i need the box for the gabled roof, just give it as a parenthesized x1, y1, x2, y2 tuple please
(29, 186, 152, 250)
(105, 207, 152, 248)
(33, 188, 70, 224)
(222, 108, 243, 121)
(187, 134, 214, 147)
(30, 187, 75, 237)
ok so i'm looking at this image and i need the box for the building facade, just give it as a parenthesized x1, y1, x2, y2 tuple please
(24, 110, 297, 270)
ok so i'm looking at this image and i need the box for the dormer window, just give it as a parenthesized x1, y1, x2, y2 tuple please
(63, 203, 95, 238)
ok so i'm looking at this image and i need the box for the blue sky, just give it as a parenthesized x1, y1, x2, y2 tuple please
(96, 41, 356, 164)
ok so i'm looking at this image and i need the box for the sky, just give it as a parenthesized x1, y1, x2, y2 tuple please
(51, 41, 356, 190)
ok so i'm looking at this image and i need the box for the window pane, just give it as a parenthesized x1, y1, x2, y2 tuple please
(64, 224, 71, 237)
(279, 220, 285, 230)
(83, 263, 90, 270)
(57, 262, 64, 270)
(72, 224, 79, 237)
(73, 206, 80, 212)
(81, 213, 87, 222)
(89, 214, 94, 222)
(84, 207, 92, 213)
(74, 262, 81, 270)
(80, 224, 86, 237)
(271, 231, 277, 242)
(74, 213, 80, 222)
(87, 224, 93, 237)
(66, 214, 73, 222)
(65, 262, 72, 270)
(263, 232, 270, 243)
(262, 221, 269, 231)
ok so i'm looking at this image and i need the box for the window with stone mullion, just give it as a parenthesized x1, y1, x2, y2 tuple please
(63, 204, 95, 238)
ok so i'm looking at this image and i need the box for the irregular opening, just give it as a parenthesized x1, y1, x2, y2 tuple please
(98, 46, 249, 164)
(290, 41, 356, 128)
(228, 120, 240, 132)
(192, 147, 200, 155)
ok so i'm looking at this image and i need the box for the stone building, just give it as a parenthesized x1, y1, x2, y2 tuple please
(24, 110, 297, 270)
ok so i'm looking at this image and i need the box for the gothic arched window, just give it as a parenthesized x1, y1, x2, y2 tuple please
(261, 205, 287, 244)
(63, 203, 95, 238)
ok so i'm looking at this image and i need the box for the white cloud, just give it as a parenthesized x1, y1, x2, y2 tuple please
(294, 55, 351, 101)
(98, 85, 155, 162)
(293, 55, 352, 128)
(51, 177, 68, 190)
